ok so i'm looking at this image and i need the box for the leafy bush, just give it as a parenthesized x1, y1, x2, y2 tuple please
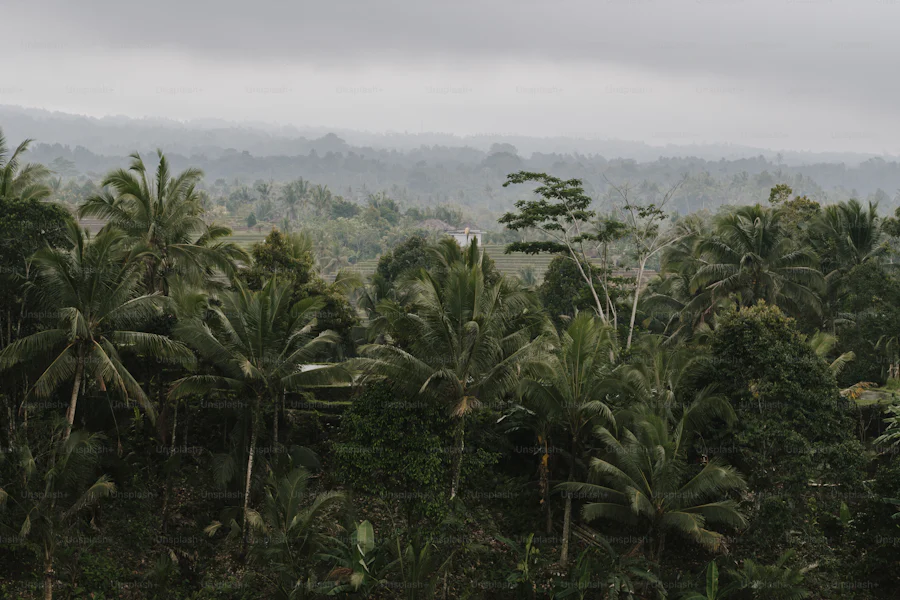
(336, 381, 453, 525)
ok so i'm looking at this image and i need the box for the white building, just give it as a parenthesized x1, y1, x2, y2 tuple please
(447, 227, 484, 247)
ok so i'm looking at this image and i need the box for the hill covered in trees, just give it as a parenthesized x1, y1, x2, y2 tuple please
(1, 125, 900, 599)
(7, 105, 900, 223)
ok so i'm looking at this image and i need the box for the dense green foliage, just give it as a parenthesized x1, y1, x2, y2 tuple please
(539, 256, 605, 326)
(375, 235, 433, 284)
(1, 127, 899, 599)
(336, 381, 452, 524)
(707, 305, 866, 584)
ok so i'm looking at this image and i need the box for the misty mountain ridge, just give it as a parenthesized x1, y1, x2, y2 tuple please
(1, 104, 892, 166)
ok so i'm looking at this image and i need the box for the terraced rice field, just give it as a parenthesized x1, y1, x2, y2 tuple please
(224, 228, 270, 248)
(97, 223, 650, 284)
(330, 245, 652, 284)
(325, 244, 557, 281)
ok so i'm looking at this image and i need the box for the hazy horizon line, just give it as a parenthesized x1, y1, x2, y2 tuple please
(3, 104, 896, 164)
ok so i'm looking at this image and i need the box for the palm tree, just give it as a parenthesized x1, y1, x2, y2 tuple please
(565, 541, 662, 600)
(79, 151, 249, 450)
(0, 424, 116, 600)
(232, 467, 344, 599)
(560, 408, 747, 565)
(692, 205, 824, 317)
(0, 129, 52, 202)
(310, 184, 332, 218)
(387, 534, 457, 600)
(517, 313, 617, 566)
(645, 215, 722, 341)
(428, 236, 494, 281)
(805, 331, 856, 377)
(254, 179, 273, 203)
(170, 278, 346, 553)
(503, 387, 560, 536)
(811, 200, 884, 326)
(727, 550, 810, 600)
(358, 272, 417, 345)
(813, 199, 883, 269)
(281, 178, 309, 222)
(48, 175, 62, 196)
(875, 404, 900, 449)
(619, 335, 699, 410)
(355, 243, 549, 500)
(617, 335, 732, 426)
(78, 150, 247, 295)
(320, 239, 352, 276)
(0, 222, 194, 440)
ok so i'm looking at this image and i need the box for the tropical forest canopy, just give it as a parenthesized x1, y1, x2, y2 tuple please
(1, 123, 900, 600)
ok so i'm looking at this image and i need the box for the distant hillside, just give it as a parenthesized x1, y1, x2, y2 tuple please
(1, 104, 891, 165)
(6, 105, 900, 218)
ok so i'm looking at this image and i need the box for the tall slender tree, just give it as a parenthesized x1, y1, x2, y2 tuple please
(643, 214, 721, 342)
(500, 172, 612, 324)
(207, 467, 345, 600)
(79, 150, 247, 295)
(811, 199, 885, 326)
(169, 277, 346, 554)
(355, 241, 550, 499)
(692, 205, 824, 317)
(0, 221, 194, 440)
(617, 334, 730, 426)
(310, 184, 332, 218)
(560, 408, 747, 564)
(813, 199, 883, 269)
(0, 425, 116, 600)
(604, 175, 686, 348)
(517, 313, 617, 566)
(281, 178, 309, 222)
(0, 129, 51, 203)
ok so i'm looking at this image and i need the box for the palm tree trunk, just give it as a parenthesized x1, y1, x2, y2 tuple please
(656, 531, 666, 565)
(64, 348, 85, 441)
(157, 377, 169, 448)
(43, 548, 53, 600)
(170, 400, 178, 453)
(160, 400, 179, 533)
(273, 392, 282, 446)
(539, 436, 552, 534)
(21, 380, 27, 436)
(858, 405, 866, 444)
(18, 265, 30, 339)
(449, 416, 465, 500)
(183, 402, 190, 448)
(4, 391, 13, 448)
(560, 439, 578, 567)
(560, 470, 574, 567)
(241, 398, 261, 556)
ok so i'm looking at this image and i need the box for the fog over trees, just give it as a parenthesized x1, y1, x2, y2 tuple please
(3, 0, 900, 598)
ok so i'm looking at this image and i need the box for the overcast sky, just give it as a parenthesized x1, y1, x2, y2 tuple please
(4, 0, 899, 154)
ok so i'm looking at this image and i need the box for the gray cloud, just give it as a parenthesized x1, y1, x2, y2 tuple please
(5, 0, 900, 153)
